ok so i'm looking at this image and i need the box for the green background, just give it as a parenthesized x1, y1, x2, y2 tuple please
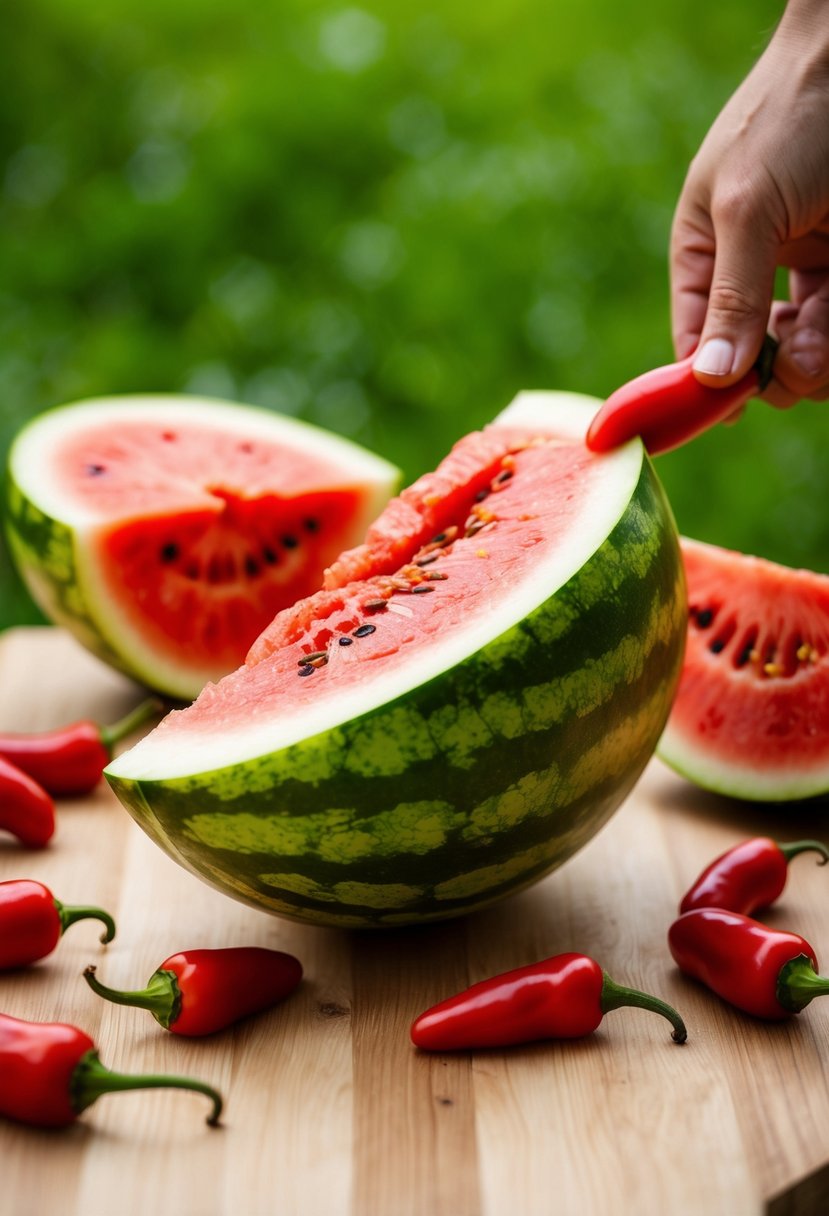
(2, 0, 824, 631)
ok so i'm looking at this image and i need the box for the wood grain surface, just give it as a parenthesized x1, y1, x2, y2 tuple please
(2, 626, 829, 1216)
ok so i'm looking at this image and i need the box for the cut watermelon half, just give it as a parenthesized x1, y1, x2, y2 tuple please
(658, 537, 829, 801)
(106, 391, 686, 928)
(5, 396, 399, 700)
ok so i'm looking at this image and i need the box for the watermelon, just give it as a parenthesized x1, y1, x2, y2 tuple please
(4, 396, 399, 700)
(105, 391, 686, 928)
(658, 537, 829, 802)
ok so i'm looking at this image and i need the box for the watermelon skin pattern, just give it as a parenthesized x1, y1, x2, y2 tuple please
(4, 475, 128, 673)
(108, 459, 686, 928)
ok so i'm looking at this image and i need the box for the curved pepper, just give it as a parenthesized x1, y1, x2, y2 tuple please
(0, 879, 116, 970)
(0, 1012, 222, 1128)
(668, 908, 829, 1019)
(83, 946, 303, 1036)
(586, 335, 777, 455)
(0, 757, 55, 848)
(680, 837, 829, 916)
(0, 698, 161, 797)
(410, 952, 687, 1050)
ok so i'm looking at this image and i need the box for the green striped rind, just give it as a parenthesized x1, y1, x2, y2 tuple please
(4, 472, 127, 673)
(108, 457, 686, 928)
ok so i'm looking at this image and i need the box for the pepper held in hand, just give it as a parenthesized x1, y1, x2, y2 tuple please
(0, 879, 116, 970)
(0, 757, 55, 848)
(0, 1012, 222, 1128)
(680, 837, 829, 916)
(410, 952, 687, 1051)
(84, 946, 303, 1036)
(668, 908, 829, 1020)
(0, 699, 161, 797)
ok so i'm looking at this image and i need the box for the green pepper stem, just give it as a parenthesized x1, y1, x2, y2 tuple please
(70, 1049, 223, 1125)
(755, 333, 779, 392)
(99, 698, 164, 752)
(600, 973, 687, 1043)
(777, 839, 829, 866)
(776, 954, 829, 1014)
(56, 901, 116, 944)
(83, 965, 181, 1030)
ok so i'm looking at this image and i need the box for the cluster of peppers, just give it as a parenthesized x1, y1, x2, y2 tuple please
(409, 835, 829, 1052)
(0, 699, 161, 847)
(668, 837, 829, 1019)
(1, 707, 304, 1129)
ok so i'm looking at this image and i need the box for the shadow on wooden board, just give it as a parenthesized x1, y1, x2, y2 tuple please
(767, 1162, 829, 1216)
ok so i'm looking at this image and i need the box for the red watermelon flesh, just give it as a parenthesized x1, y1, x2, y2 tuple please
(139, 418, 626, 767)
(8, 397, 398, 698)
(658, 537, 829, 800)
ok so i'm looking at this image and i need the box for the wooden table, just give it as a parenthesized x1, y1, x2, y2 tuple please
(2, 626, 829, 1216)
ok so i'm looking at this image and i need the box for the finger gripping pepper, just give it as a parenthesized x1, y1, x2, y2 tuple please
(0, 698, 161, 797)
(668, 908, 829, 1019)
(0, 757, 55, 848)
(410, 952, 687, 1051)
(680, 837, 829, 916)
(586, 334, 777, 455)
(0, 879, 116, 970)
(0, 1012, 223, 1128)
(83, 946, 303, 1036)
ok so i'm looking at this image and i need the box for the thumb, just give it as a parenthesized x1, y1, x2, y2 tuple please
(692, 204, 777, 386)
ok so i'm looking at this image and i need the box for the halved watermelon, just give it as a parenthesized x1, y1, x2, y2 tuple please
(658, 538, 829, 801)
(4, 396, 399, 699)
(105, 391, 686, 928)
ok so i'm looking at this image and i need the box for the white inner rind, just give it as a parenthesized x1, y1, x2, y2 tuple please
(10, 395, 400, 528)
(107, 391, 642, 782)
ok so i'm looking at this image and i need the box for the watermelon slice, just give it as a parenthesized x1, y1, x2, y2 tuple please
(106, 391, 686, 928)
(659, 537, 829, 801)
(4, 396, 399, 699)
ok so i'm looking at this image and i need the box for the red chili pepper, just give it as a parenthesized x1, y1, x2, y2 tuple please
(668, 908, 829, 1020)
(680, 837, 829, 916)
(410, 952, 687, 1050)
(0, 756, 55, 848)
(0, 698, 161, 797)
(0, 1012, 223, 1128)
(83, 946, 303, 1036)
(0, 879, 116, 970)
(586, 334, 777, 455)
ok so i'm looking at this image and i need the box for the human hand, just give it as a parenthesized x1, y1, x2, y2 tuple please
(670, 0, 829, 409)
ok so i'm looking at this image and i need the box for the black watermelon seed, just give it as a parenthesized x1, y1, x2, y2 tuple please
(245, 556, 260, 577)
(338, 636, 354, 646)
(297, 665, 315, 677)
(695, 609, 714, 628)
(262, 547, 278, 564)
(411, 584, 434, 594)
(709, 639, 726, 654)
(282, 535, 299, 550)
(475, 487, 491, 502)
(353, 624, 376, 638)
(86, 463, 106, 476)
(495, 469, 513, 484)
(303, 518, 320, 533)
(160, 543, 179, 563)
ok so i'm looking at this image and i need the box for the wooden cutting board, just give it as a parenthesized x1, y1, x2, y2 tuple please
(2, 626, 829, 1216)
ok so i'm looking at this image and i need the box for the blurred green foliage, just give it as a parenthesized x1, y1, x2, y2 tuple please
(2, 0, 825, 630)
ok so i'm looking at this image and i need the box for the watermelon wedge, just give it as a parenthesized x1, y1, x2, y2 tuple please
(658, 537, 829, 801)
(4, 396, 399, 699)
(106, 391, 686, 928)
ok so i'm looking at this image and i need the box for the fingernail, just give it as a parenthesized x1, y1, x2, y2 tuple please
(789, 333, 826, 379)
(692, 338, 735, 376)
